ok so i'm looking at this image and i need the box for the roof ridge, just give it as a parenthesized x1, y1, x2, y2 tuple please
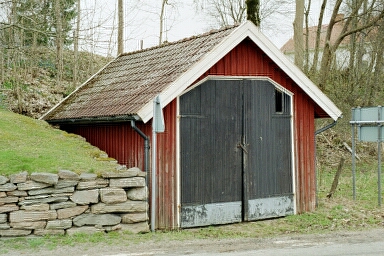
(120, 24, 239, 57)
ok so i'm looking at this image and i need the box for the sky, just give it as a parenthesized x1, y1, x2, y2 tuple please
(79, 0, 334, 57)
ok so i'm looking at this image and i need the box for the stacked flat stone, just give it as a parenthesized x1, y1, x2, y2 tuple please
(0, 167, 149, 237)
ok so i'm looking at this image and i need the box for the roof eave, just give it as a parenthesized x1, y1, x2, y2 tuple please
(46, 115, 140, 125)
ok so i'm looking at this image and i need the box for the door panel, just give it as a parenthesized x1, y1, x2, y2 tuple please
(180, 79, 294, 227)
(181, 202, 242, 228)
(180, 80, 243, 227)
(244, 80, 293, 220)
(248, 196, 294, 220)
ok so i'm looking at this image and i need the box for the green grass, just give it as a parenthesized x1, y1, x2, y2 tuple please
(0, 109, 118, 175)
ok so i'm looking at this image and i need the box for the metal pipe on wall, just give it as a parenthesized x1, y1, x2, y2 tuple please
(130, 120, 150, 174)
(315, 120, 338, 135)
(151, 128, 156, 232)
(130, 120, 150, 228)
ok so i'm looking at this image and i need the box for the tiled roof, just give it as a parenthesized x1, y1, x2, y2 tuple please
(42, 26, 237, 122)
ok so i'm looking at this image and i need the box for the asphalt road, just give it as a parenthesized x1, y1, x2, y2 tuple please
(174, 240, 384, 256)
(105, 228, 384, 256)
(6, 228, 384, 256)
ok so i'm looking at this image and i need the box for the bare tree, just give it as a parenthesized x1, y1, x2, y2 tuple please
(317, 0, 384, 90)
(133, 0, 177, 46)
(303, 0, 311, 73)
(246, 0, 261, 26)
(11, 0, 22, 113)
(73, 0, 80, 87)
(309, 0, 327, 75)
(55, 0, 63, 86)
(193, 0, 246, 26)
(0, 0, 117, 116)
(159, 0, 168, 45)
(0, 48, 3, 85)
(193, 0, 294, 37)
(118, 0, 124, 55)
(366, 18, 384, 105)
(293, 0, 304, 68)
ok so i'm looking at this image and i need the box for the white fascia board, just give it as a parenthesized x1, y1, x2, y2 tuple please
(39, 57, 116, 121)
(244, 23, 342, 121)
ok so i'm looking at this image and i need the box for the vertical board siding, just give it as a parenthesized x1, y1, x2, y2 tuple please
(244, 80, 293, 199)
(156, 100, 177, 229)
(62, 122, 150, 169)
(61, 100, 178, 229)
(203, 38, 317, 213)
(180, 80, 243, 206)
(294, 93, 316, 212)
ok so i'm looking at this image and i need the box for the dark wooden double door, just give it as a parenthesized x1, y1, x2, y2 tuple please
(180, 79, 294, 228)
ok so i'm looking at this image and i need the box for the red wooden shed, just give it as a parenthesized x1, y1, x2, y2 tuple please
(42, 21, 342, 230)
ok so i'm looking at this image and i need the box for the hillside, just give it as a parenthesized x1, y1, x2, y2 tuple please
(0, 48, 112, 119)
(0, 108, 120, 176)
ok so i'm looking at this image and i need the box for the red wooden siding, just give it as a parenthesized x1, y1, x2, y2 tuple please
(62, 123, 151, 168)
(293, 92, 316, 213)
(155, 100, 178, 229)
(201, 38, 317, 213)
(61, 100, 178, 229)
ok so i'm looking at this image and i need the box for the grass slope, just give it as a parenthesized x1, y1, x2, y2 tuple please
(0, 109, 118, 176)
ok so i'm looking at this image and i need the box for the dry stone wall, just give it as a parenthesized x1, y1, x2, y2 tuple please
(0, 167, 149, 237)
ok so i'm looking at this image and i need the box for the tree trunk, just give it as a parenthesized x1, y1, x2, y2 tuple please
(326, 157, 345, 198)
(309, 0, 327, 75)
(159, 0, 168, 45)
(118, 0, 124, 55)
(367, 18, 384, 105)
(73, 0, 80, 87)
(303, 0, 311, 74)
(293, 0, 304, 69)
(355, 0, 368, 72)
(55, 0, 63, 87)
(11, 0, 23, 113)
(316, 0, 384, 90)
(246, 0, 260, 26)
(0, 51, 3, 85)
(318, 0, 343, 90)
(347, 1, 359, 100)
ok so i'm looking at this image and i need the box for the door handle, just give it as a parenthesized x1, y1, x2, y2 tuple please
(237, 143, 248, 154)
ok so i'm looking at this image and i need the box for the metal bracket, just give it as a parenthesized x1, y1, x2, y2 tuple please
(237, 143, 248, 154)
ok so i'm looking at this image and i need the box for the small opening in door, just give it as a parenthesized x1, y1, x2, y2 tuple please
(275, 89, 283, 113)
